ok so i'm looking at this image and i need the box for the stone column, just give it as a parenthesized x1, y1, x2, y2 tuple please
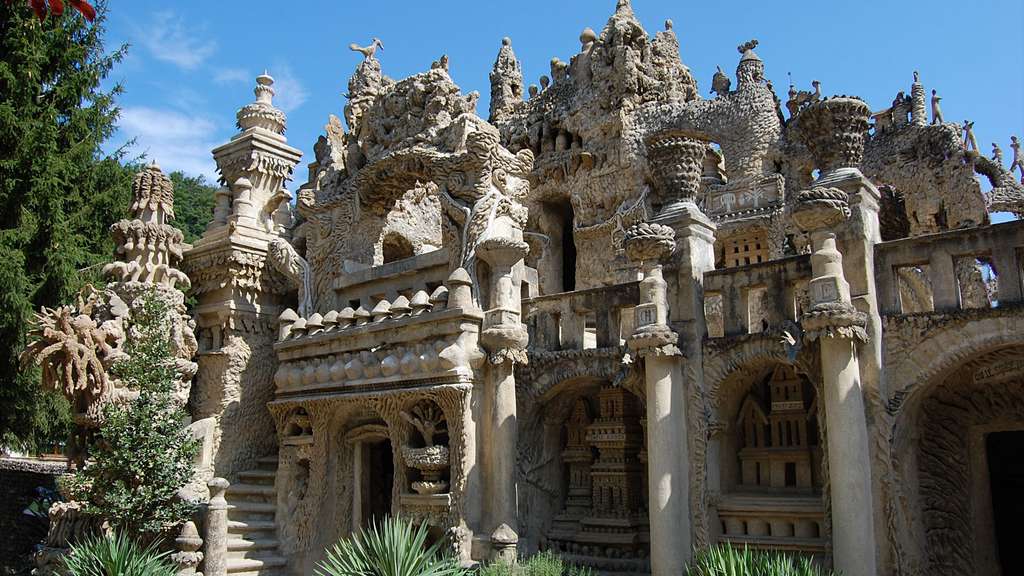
(203, 478, 230, 576)
(477, 237, 530, 559)
(624, 223, 690, 576)
(791, 189, 877, 576)
(795, 96, 890, 572)
(643, 133, 716, 566)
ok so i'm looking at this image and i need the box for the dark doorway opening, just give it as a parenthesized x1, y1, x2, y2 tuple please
(363, 439, 394, 525)
(987, 430, 1024, 575)
(559, 202, 576, 292)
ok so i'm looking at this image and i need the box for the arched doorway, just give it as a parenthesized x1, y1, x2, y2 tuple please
(345, 423, 395, 530)
(905, 346, 1024, 576)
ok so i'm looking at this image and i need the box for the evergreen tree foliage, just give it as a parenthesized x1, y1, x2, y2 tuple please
(169, 171, 215, 244)
(82, 290, 198, 538)
(0, 0, 133, 452)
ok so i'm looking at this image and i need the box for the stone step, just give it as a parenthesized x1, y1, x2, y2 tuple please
(255, 456, 279, 472)
(229, 501, 277, 515)
(237, 469, 277, 486)
(227, 483, 276, 500)
(227, 519, 277, 537)
(227, 537, 281, 552)
(226, 555, 287, 574)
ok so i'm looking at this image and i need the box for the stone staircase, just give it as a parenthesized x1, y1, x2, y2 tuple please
(225, 456, 288, 576)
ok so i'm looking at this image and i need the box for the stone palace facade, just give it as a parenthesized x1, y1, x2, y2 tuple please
(26, 1, 1024, 575)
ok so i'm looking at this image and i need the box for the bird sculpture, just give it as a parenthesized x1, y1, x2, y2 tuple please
(349, 38, 384, 61)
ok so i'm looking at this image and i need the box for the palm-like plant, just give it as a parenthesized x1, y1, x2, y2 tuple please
(62, 532, 177, 576)
(686, 543, 836, 576)
(315, 516, 466, 576)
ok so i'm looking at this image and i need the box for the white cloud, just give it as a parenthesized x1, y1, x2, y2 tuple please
(269, 64, 308, 113)
(213, 67, 250, 85)
(118, 106, 221, 182)
(134, 11, 217, 71)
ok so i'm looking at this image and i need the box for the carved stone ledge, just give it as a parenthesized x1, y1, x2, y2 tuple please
(802, 303, 868, 342)
(627, 323, 681, 358)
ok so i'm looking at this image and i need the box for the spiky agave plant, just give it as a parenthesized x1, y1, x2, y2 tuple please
(62, 532, 176, 576)
(315, 516, 466, 576)
(686, 543, 837, 576)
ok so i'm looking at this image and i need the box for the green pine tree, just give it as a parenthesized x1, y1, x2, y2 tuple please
(83, 290, 198, 538)
(0, 1, 133, 452)
(169, 171, 216, 245)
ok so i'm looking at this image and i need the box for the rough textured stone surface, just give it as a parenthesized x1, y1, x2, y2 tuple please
(25, 2, 1023, 575)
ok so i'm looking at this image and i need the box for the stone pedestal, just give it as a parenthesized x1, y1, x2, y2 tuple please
(204, 478, 230, 576)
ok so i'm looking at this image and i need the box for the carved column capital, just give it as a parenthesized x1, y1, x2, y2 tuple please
(645, 133, 707, 208)
(792, 96, 871, 178)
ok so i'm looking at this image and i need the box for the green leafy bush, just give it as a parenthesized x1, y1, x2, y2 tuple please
(686, 543, 836, 576)
(78, 290, 198, 538)
(315, 516, 465, 576)
(62, 532, 176, 576)
(478, 551, 592, 576)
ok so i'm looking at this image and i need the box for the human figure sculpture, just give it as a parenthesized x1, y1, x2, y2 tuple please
(962, 120, 978, 152)
(931, 89, 944, 124)
(992, 142, 1004, 165)
(1010, 136, 1023, 182)
(349, 38, 384, 61)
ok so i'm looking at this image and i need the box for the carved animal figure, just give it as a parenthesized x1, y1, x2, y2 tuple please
(787, 80, 821, 117)
(349, 38, 384, 60)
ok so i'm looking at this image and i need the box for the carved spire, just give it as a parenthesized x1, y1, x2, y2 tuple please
(236, 72, 287, 134)
(131, 161, 175, 225)
(736, 39, 765, 87)
(489, 37, 524, 123)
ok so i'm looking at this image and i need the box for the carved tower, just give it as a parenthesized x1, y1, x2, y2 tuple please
(184, 73, 303, 480)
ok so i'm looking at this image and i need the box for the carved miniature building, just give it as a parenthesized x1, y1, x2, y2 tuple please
(27, 1, 1024, 575)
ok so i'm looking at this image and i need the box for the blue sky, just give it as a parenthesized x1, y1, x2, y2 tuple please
(102, 0, 1024, 191)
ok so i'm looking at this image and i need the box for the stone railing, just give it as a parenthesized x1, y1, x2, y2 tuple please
(716, 493, 826, 553)
(875, 220, 1024, 315)
(703, 255, 813, 338)
(330, 249, 451, 311)
(521, 282, 641, 352)
(274, 268, 484, 396)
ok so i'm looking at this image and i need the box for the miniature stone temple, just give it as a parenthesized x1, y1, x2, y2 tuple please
(23, 2, 1024, 575)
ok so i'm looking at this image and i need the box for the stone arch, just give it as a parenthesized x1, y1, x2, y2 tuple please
(700, 337, 826, 553)
(884, 314, 1024, 413)
(882, 316, 1024, 576)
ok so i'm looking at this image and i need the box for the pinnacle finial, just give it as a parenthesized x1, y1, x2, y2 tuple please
(737, 39, 759, 54)
(502, 36, 512, 46)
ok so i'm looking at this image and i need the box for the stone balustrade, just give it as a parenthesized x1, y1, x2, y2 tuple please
(703, 255, 813, 338)
(273, 268, 484, 395)
(875, 219, 1024, 315)
(521, 282, 641, 352)
(716, 493, 825, 553)
(331, 249, 451, 310)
